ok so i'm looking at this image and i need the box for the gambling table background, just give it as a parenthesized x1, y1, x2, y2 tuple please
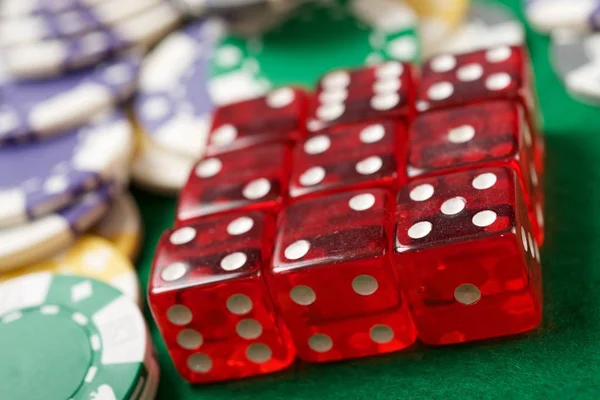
(134, 0, 600, 397)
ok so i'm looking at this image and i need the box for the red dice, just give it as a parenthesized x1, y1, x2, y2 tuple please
(177, 142, 291, 223)
(208, 87, 309, 155)
(394, 167, 542, 345)
(417, 45, 545, 180)
(148, 211, 295, 383)
(306, 61, 416, 132)
(269, 189, 416, 361)
(149, 44, 545, 383)
(289, 121, 407, 198)
(407, 100, 544, 245)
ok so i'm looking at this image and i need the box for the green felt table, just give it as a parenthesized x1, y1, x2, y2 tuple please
(133, 0, 600, 398)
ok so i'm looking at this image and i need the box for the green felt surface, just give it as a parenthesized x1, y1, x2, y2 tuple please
(133, 0, 600, 398)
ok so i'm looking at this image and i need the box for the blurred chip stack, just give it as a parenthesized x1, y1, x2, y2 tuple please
(525, 0, 600, 104)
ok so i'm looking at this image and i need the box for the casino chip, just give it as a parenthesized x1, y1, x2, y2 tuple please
(0, 110, 133, 228)
(405, 0, 470, 57)
(437, 2, 525, 55)
(135, 20, 221, 159)
(0, 52, 139, 142)
(0, 0, 164, 47)
(0, 184, 114, 272)
(134, 0, 418, 164)
(551, 29, 600, 104)
(2, 2, 182, 79)
(0, 272, 157, 400)
(525, 0, 600, 34)
(93, 193, 143, 261)
(0, 235, 141, 305)
(131, 129, 196, 195)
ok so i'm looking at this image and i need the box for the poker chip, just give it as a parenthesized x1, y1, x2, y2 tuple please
(0, 272, 156, 400)
(2, 2, 182, 79)
(0, 235, 141, 305)
(133, 0, 418, 165)
(437, 2, 525, 55)
(551, 29, 600, 104)
(0, 52, 139, 142)
(134, 19, 221, 159)
(0, 184, 114, 272)
(525, 0, 600, 33)
(0, 0, 164, 47)
(0, 110, 133, 228)
(405, 0, 470, 57)
(93, 193, 143, 261)
(131, 128, 196, 195)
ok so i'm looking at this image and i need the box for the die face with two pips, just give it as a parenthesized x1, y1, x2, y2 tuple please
(208, 87, 309, 155)
(177, 142, 292, 224)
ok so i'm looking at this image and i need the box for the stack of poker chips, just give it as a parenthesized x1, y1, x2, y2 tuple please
(524, 0, 600, 104)
(0, 1, 177, 397)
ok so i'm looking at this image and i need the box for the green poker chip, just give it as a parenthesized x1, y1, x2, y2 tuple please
(209, 0, 420, 104)
(0, 273, 154, 400)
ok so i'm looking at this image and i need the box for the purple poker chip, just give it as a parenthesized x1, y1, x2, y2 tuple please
(0, 52, 139, 142)
(2, 2, 181, 79)
(134, 19, 223, 159)
(0, 0, 164, 47)
(0, 183, 115, 272)
(0, 109, 133, 228)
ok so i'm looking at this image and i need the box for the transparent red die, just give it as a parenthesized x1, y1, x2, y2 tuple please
(207, 87, 309, 154)
(407, 100, 544, 244)
(306, 61, 415, 133)
(289, 121, 407, 198)
(394, 167, 542, 345)
(148, 210, 295, 383)
(417, 45, 544, 175)
(177, 142, 291, 223)
(269, 188, 416, 361)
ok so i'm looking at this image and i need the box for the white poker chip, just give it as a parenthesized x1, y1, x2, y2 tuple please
(0, 110, 133, 228)
(134, 19, 224, 159)
(0, 52, 140, 142)
(551, 29, 600, 104)
(437, 2, 525, 55)
(131, 130, 196, 196)
(0, 0, 164, 47)
(525, 0, 600, 34)
(2, 2, 182, 78)
(0, 184, 115, 272)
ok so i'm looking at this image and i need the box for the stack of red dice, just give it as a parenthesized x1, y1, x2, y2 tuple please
(148, 45, 545, 383)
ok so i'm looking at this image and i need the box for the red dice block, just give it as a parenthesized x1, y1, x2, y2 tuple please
(289, 121, 407, 198)
(307, 61, 416, 132)
(207, 87, 309, 154)
(269, 189, 416, 362)
(148, 211, 295, 383)
(149, 44, 546, 383)
(177, 142, 291, 223)
(407, 100, 544, 245)
(394, 167, 542, 345)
